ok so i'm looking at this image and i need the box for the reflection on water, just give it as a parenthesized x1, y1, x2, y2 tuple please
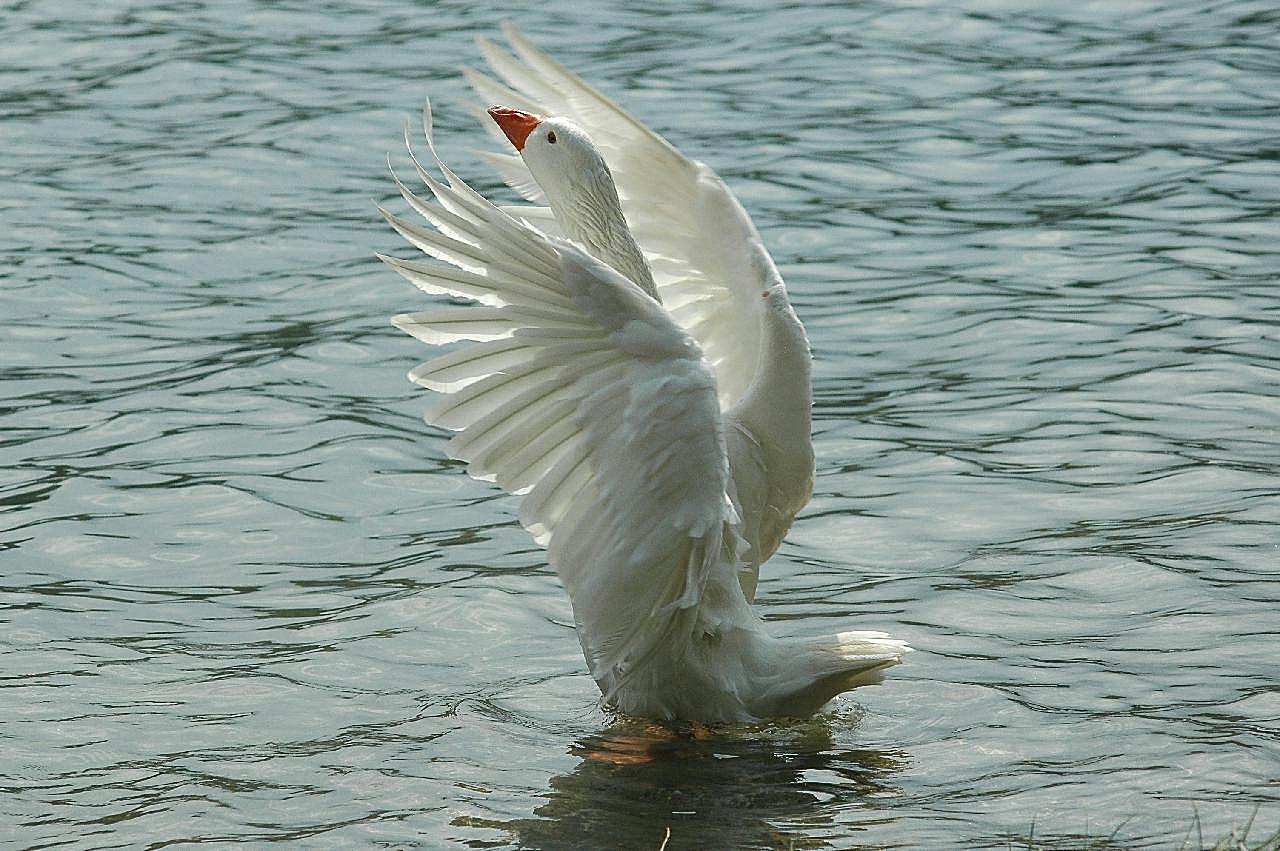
(482, 715, 907, 850)
(4, 0, 1279, 847)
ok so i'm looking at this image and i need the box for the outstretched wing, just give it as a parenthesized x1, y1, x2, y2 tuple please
(466, 23, 783, 411)
(382, 104, 742, 690)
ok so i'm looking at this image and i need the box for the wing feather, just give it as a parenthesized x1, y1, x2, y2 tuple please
(467, 24, 780, 409)
(384, 105, 742, 691)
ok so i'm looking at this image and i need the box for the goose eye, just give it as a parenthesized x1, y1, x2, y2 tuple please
(546, 130, 557, 144)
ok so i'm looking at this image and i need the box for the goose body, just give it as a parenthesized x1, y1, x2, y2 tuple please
(381, 25, 908, 722)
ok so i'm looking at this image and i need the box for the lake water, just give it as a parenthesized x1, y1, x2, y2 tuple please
(4, 1, 1278, 848)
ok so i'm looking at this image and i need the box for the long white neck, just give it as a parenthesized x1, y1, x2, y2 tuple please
(548, 167, 659, 302)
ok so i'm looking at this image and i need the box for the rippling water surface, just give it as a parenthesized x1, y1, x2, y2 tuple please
(4, 1, 1278, 847)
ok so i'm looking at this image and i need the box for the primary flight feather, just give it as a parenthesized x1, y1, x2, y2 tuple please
(380, 24, 908, 722)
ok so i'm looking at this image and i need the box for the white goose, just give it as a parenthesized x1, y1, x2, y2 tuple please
(380, 24, 908, 722)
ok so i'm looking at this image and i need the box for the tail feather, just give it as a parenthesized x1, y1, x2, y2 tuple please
(835, 629, 912, 659)
(739, 629, 911, 719)
(827, 630, 912, 688)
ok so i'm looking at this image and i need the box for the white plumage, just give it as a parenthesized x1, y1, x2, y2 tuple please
(381, 24, 908, 722)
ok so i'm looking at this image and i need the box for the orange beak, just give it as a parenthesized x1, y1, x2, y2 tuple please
(488, 106, 541, 152)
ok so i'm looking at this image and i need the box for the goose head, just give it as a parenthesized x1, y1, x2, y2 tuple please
(488, 107, 609, 196)
(488, 106, 659, 300)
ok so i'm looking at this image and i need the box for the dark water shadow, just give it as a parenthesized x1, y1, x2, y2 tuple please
(464, 713, 908, 849)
